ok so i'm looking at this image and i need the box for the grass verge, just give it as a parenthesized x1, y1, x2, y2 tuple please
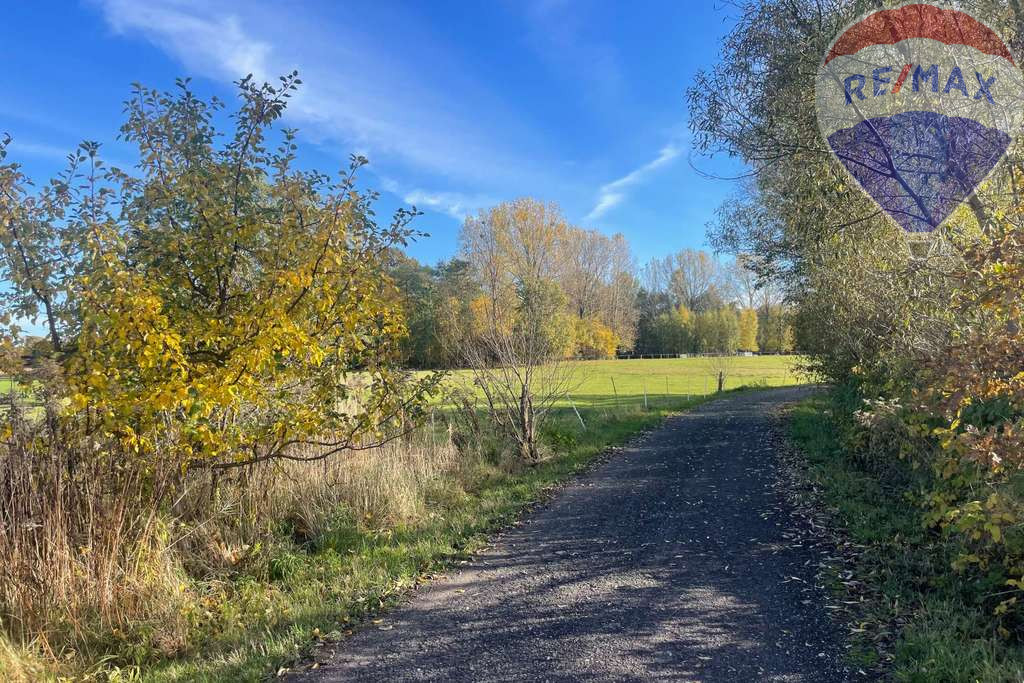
(789, 395, 1024, 682)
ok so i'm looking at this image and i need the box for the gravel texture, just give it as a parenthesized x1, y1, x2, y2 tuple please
(290, 386, 852, 682)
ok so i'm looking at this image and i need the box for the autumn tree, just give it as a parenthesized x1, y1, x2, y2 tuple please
(687, 0, 1024, 623)
(730, 256, 758, 311)
(690, 0, 967, 382)
(573, 317, 618, 359)
(668, 248, 726, 311)
(458, 199, 577, 463)
(693, 308, 739, 354)
(562, 229, 637, 351)
(738, 308, 759, 352)
(642, 305, 692, 355)
(0, 74, 436, 468)
(388, 254, 480, 368)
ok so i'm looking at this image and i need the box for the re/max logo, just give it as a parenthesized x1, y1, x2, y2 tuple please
(843, 64, 997, 104)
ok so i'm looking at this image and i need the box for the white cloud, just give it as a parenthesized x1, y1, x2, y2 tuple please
(585, 142, 681, 222)
(7, 139, 74, 161)
(91, 0, 552, 193)
(99, 0, 271, 81)
(376, 174, 488, 220)
(403, 189, 490, 221)
(90, 1, 683, 230)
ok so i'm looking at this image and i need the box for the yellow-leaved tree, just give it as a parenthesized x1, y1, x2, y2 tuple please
(573, 317, 619, 359)
(0, 74, 438, 469)
(737, 308, 759, 352)
(458, 199, 578, 463)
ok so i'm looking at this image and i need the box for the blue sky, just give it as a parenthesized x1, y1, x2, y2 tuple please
(0, 0, 743, 265)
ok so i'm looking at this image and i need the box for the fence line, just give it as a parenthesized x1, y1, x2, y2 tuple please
(612, 351, 791, 360)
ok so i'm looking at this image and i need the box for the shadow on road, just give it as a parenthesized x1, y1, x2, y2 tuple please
(292, 386, 849, 682)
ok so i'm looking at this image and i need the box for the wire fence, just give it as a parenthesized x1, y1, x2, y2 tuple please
(558, 368, 803, 412)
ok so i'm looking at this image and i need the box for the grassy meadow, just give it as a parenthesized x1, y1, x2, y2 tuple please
(443, 354, 806, 409)
(564, 355, 804, 405)
(0, 356, 805, 414)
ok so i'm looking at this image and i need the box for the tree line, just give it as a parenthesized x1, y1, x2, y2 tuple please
(388, 201, 793, 369)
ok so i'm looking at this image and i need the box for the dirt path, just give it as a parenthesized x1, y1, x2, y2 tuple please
(290, 386, 851, 682)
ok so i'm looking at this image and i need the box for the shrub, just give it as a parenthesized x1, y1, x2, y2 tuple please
(0, 75, 438, 472)
(573, 317, 618, 359)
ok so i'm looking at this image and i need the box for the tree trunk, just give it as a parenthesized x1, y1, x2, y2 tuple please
(519, 384, 537, 464)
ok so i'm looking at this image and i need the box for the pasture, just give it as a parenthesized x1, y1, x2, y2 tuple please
(444, 355, 807, 410)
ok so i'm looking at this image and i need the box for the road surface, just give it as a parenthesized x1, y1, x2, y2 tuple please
(290, 386, 850, 682)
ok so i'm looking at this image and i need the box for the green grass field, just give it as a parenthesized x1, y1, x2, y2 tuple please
(444, 355, 807, 409)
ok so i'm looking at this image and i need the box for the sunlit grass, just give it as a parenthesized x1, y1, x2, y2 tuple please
(438, 355, 807, 409)
(143, 396, 716, 682)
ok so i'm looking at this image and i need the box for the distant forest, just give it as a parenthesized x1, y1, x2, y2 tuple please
(388, 199, 792, 369)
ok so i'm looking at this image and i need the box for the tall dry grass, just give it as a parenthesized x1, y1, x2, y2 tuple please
(0, 398, 467, 677)
(0, 401, 191, 668)
(169, 426, 466, 574)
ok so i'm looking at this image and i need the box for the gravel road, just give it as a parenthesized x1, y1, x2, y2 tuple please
(290, 386, 851, 682)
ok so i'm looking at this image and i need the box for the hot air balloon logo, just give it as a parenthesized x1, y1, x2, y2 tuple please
(816, 4, 1024, 233)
